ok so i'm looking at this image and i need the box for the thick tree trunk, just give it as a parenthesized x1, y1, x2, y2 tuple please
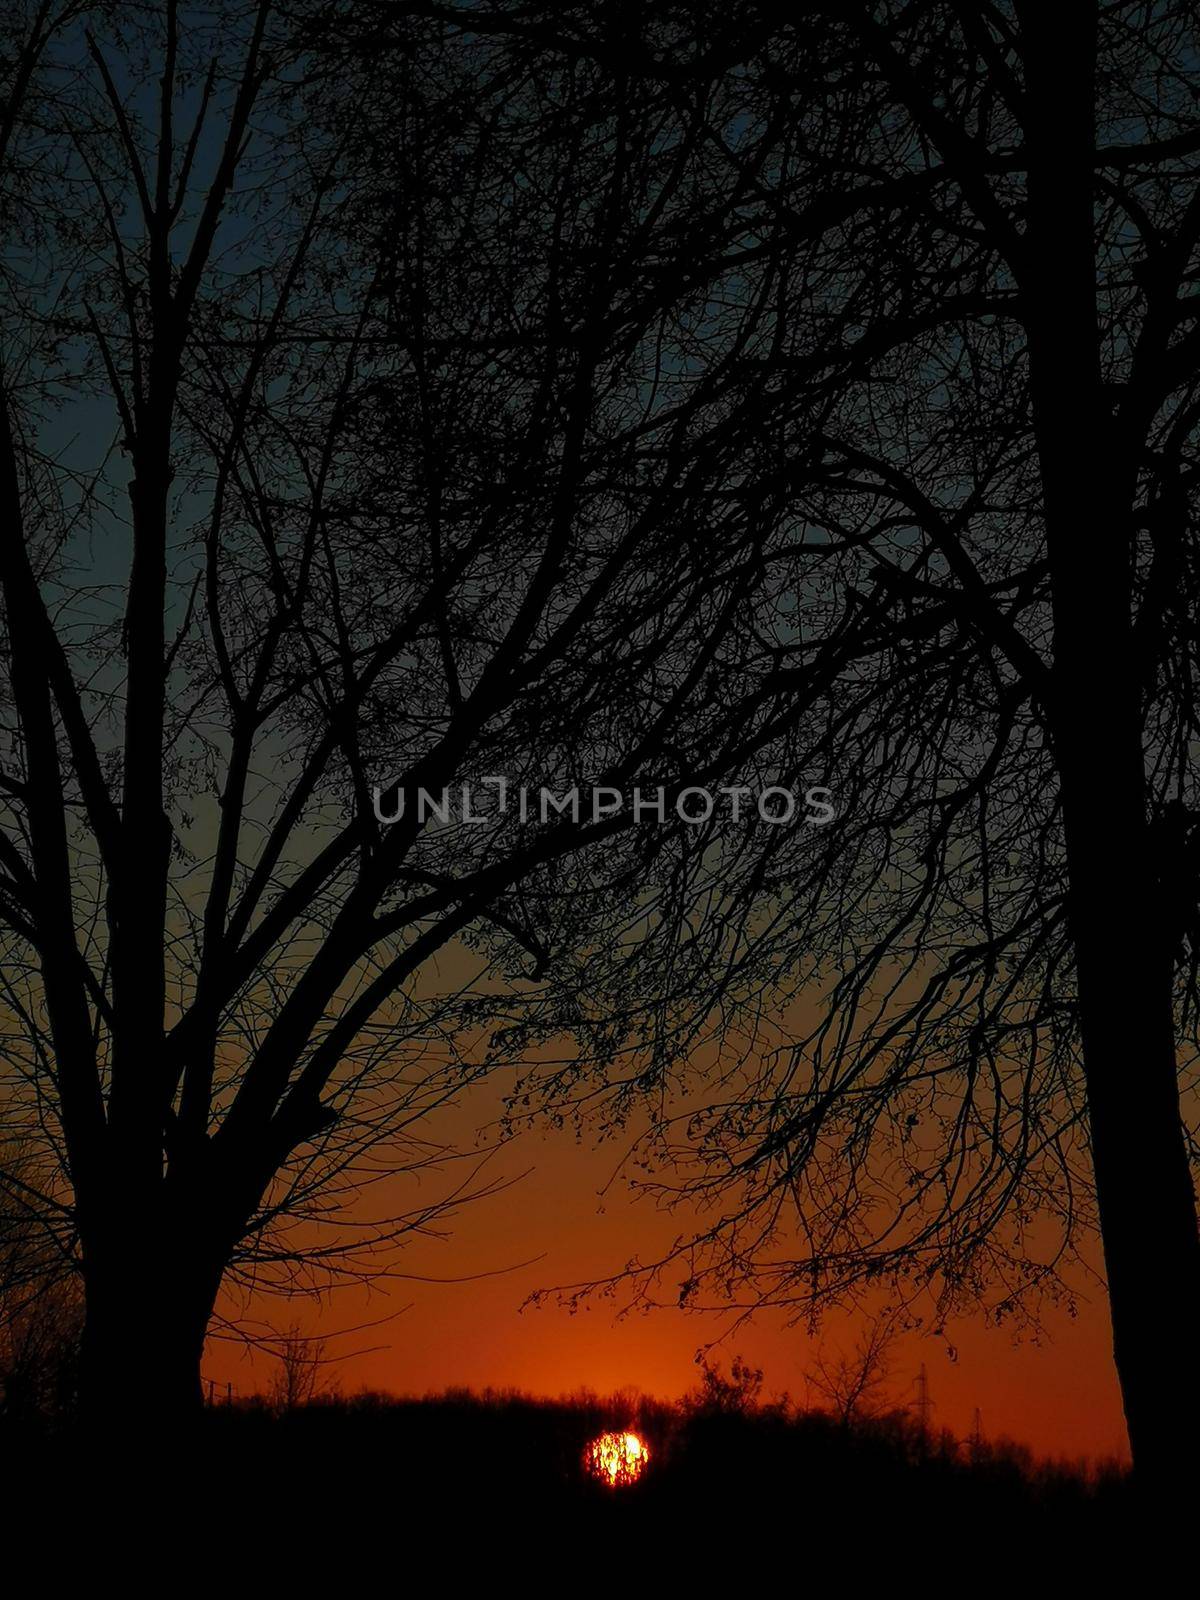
(1059, 757, 1200, 1478)
(78, 1250, 218, 1429)
(1017, 2, 1200, 1476)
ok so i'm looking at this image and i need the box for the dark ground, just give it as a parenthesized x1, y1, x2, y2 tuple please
(1, 1387, 1179, 1570)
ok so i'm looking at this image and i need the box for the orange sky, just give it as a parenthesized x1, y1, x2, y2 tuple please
(203, 1088, 1130, 1466)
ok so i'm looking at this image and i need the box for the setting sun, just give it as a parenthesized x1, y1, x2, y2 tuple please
(584, 1431, 651, 1488)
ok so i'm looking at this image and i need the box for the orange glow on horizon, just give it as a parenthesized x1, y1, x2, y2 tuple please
(204, 1074, 1131, 1467)
(585, 1430, 650, 1487)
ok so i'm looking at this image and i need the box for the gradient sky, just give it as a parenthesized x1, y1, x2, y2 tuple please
(203, 1080, 1130, 1466)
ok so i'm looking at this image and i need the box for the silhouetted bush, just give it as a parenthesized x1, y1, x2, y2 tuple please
(0, 1366, 1148, 1562)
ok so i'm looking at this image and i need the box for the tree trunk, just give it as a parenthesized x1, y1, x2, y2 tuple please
(1018, 1, 1200, 1477)
(1055, 672, 1200, 1476)
(78, 1252, 217, 1429)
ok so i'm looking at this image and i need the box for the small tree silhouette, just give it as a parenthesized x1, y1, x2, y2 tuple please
(0, 1133, 82, 1421)
(266, 1324, 332, 1414)
(684, 1355, 765, 1418)
(806, 1319, 899, 1429)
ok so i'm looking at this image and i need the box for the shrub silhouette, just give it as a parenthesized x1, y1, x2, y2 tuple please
(0, 1350, 1140, 1553)
(80, 1378, 1131, 1557)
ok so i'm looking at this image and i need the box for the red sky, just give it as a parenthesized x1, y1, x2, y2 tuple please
(204, 1090, 1130, 1465)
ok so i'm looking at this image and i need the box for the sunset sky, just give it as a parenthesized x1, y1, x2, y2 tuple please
(204, 1081, 1129, 1465)
(10, 2, 1193, 1491)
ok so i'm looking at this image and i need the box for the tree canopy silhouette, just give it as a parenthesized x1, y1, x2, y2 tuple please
(430, 0, 1200, 1481)
(4, 0, 1200, 1484)
(0, 0, 848, 1422)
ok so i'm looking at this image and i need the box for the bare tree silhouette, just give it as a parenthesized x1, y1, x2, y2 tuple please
(682, 1354, 767, 1419)
(5, 0, 1198, 1481)
(807, 1319, 900, 1431)
(0, 1132, 82, 1420)
(264, 1322, 331, 1413)
(439, 2, 1200, 1479)
(0, 1, 855, 1424)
